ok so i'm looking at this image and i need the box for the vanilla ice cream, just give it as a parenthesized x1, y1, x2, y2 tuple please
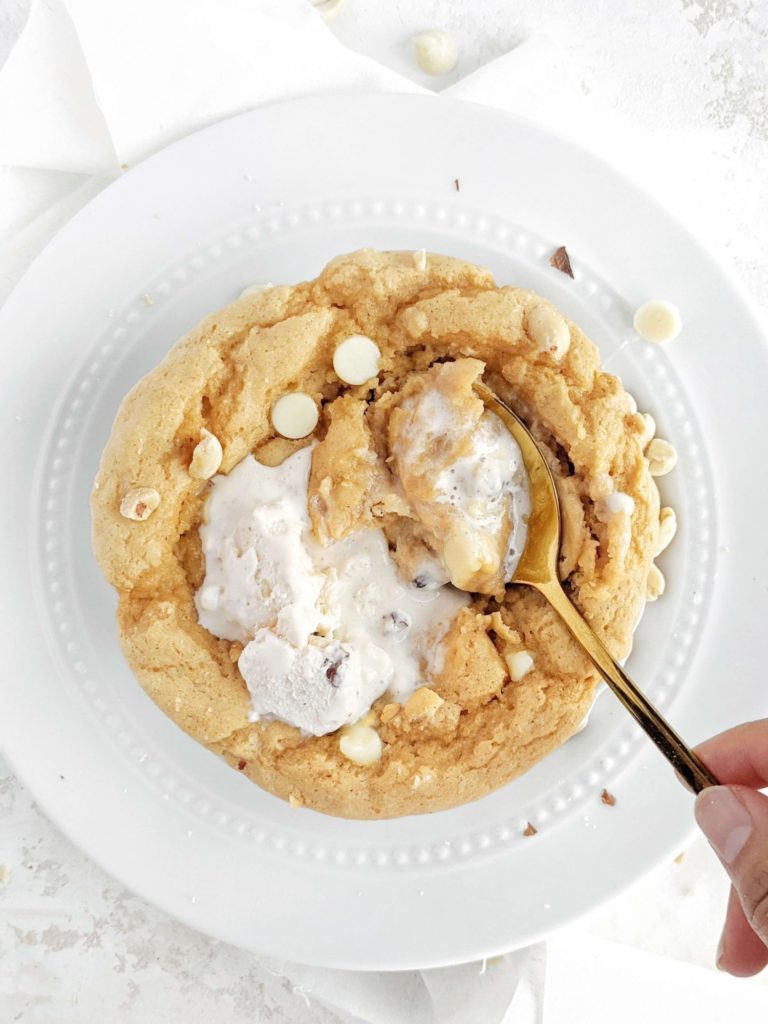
(196, 447, 467, 735)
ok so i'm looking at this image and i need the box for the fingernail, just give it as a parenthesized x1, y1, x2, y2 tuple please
(695, 786, 753, 864)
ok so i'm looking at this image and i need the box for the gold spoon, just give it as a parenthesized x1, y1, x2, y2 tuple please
(475, 381, 718, 794)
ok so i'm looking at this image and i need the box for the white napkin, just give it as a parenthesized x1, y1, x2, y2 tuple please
(0, 2, 758, 1021)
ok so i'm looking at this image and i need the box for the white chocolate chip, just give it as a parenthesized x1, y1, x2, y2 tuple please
(505, 650, 535, 681)
(339, 723, 383, 766)
(239, 281, 274, 299)
(646, 564, 666, 601)
(412, 29, 458, 75)
(270, 392, 319, 439)
(120, 487, 160, 521)
(600, 491, 635, 518)
(525, 304, 571, 359)
(413, 248, 427, 272)
(310, 0, 344, 21)
(646, 438, 678, 476)
(637, 412, 656, 450)
(443, 530, 497, 589)
(189, 429, 223, 480)
(656, 506, 678, 554)
(332, 335, 381, 385)
(633, 300, 682, 343)
(625, 392, 638, 414)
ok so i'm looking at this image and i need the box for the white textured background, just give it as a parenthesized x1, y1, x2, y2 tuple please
(1, 0, 767, 1020)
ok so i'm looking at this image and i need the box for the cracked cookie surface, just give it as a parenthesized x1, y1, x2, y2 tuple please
(92, 250, 660, 818)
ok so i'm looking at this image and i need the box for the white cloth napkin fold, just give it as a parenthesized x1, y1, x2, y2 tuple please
(1, 2, 758, 1021)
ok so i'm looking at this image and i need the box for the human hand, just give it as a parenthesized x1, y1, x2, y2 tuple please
(694, 720, 768, 976)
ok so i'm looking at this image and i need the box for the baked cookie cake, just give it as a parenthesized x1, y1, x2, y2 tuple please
(91, 249, 673, 818)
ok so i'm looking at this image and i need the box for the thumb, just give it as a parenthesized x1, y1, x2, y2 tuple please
(696, 785, 768, 944)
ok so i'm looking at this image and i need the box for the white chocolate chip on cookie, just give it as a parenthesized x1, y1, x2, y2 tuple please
(333, 335, 381, 385)
(339, 723, 383, 766)
(270, 392, 319, 439)
(633, 300, 682, 343)
(646, 564, 666, 601)
(189, 429, 223, 480)
(505, 650, 534, 681)
(403, 687, 444, 719)
(600, 492, 635, 518)
(646, 438, 678, 476)
(525, 304, 571, 359)
(656, 506, 678, 554)
(120, 487, 160, 521)
(637, 412, 656, 450)
(413, 248, 427, 272)
(412, 29, 458, 75)
(239, 281, 274, 299)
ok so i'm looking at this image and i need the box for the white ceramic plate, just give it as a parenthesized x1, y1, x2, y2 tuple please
(2, 94, 767, 970)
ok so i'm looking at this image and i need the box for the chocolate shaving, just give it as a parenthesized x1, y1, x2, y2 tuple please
(453, 177, 461, 192)
(523, 822, 538, 837)
(324, 648, 349, 687)
(601, 788, 617, 806)
(549, 245, 574, 278)
(413, 575, 429, 589)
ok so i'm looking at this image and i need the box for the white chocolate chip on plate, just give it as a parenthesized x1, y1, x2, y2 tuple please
(505, 650, 535, 682)
(656, 507, 678, 554)
(646, 564, 666, 601)
(189, 428, 223, 480)
(412, 29, 458, 75)
(239, 281, 274, 299)
(525, 304, 571, 359)
(120, 487, 160, 521)
(339, 723, 383, 766)
(271, 392, 319, 440)
(633, 300, 682, 343)
(333, 335, 381, 386)
(646, 438, 678, 476)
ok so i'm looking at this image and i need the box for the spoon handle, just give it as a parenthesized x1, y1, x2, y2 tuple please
(539, 580, 719, 794)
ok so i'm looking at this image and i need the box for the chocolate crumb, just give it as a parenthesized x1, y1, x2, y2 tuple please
(523, 822, 538, 837)
(237, 760, 247, 771)
(453, 177, 460, 191)
(549, 245, 574, 278)
(601, 788, 617, 806)
(413, 575, 429, 589)
(324, 648, 349, 687)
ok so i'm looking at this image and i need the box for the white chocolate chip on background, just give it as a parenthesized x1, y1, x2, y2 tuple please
(412, 29, 458, 75)
(656, 506, 678, 554)
(238, 281, 274, 299)
(339, 722, 383, 766)
(646, 564, 666, 601)
(270, 392, 319, 439)
(119, 487, 160, 521)
(189, 428, 223, 480)
(646, 438, 678, 476)
(505, 650, 535, 681)
(633, 300, 683, 343)
(332, 334, 382, 385)
(310, 0, 344, 22)
(525, 303, 571, 359)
